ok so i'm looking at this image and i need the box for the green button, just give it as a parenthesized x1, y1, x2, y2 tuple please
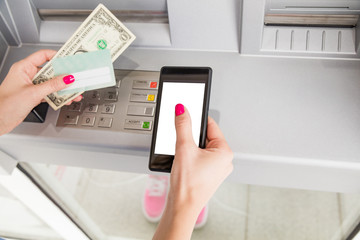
(142, 122, 150, 129)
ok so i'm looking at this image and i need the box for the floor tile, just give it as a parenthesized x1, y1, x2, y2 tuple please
(245, 185, 341, 240)
(192, 182, 248, 240)
(74, 170, 155, 239)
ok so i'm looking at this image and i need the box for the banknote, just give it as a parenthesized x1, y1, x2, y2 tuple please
(32, 4, 136, 110)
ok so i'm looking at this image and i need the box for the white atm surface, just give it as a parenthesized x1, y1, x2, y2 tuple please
(1, 0, 360, 193)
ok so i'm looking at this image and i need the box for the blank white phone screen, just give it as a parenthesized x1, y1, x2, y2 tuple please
(155, 82, 205, 155)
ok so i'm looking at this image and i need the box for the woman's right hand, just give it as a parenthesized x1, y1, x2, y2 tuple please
(170, 104, 234, 214)
(153, 104, 233, 240)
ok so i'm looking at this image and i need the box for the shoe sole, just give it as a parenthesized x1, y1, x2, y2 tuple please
(194, 205, 209, 229)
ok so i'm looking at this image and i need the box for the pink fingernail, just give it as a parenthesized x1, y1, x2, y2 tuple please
(175, 104, 184, 116)
(63, 75, 75, 84)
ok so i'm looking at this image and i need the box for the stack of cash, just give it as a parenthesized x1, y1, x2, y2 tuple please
(32, 4, 136, 110)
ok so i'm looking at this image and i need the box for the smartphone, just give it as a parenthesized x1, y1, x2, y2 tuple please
(149, 66, 212, 172)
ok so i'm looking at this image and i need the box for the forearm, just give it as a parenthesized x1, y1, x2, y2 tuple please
(153, 197, 199, 240)
(0, 117, 6, 136)
(0, 94, 20, 136)
(0, 93, 8, 136)
(0, 111, 13, 136)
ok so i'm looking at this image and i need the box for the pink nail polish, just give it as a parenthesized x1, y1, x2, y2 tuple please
(175, 104, 184, 116)
(63, 75, 75, 84)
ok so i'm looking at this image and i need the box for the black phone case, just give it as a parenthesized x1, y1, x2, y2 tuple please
(149, 66, 212, 172)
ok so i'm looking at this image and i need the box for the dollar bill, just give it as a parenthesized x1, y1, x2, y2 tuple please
(32, 4, 136, 110)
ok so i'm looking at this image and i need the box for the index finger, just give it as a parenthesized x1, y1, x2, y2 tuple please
(206, 116, 226, 142)
(23, 49, 57, 67)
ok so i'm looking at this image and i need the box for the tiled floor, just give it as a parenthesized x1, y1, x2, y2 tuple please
(244, 186, 340, 240)
(46, 165, 360, 240)
(3, 163, 360, 240)
(71, 169, 249, 240)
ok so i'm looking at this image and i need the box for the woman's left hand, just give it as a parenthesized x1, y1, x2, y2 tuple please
(0, 49, 82, 135)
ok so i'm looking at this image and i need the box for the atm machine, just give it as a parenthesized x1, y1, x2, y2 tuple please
(0, 0, 360, 194)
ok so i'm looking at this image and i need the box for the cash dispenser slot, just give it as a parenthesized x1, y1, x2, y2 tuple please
(37, 9, 169, 23)
(4, 1, 172, 48)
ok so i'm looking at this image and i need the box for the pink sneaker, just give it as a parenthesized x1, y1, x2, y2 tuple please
(194, 205, 209, 229)
(142, 175, 169, 222)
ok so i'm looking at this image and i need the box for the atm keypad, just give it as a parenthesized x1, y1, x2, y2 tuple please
(56, 70, 158, 134)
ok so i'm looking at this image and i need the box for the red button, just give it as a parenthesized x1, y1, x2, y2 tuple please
(150, 82, 157, 88)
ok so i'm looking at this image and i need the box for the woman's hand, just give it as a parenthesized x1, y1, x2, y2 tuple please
(153, 104, 233, 240)
(0, 49, 82, 135)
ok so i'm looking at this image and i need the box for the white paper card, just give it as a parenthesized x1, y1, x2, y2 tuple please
(58, 67, 112, 95)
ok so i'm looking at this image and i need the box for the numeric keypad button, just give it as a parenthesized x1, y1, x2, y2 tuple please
(84, 103, 99, 113)
(67, 102, 82, 112)
(98, 117, 113, 128)
(81, 116, 96, 126)
(101, 104, 116, 114)
(105, 91, 118, 101)
(89, 91, 101, 100)
(64, 115, 79, 125)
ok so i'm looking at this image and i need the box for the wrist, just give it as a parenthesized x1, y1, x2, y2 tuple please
(152, 190, 201, 240)
(153, 199, 198, 240)
(165, 191, 200, 222)
(167, 185, 206, 214)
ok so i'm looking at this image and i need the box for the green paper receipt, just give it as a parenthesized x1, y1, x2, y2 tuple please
(53, 49, 116, 95)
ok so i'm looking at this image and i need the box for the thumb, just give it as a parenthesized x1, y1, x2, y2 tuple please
(34, 74, 74, 98)
(175, 103, 196, 147)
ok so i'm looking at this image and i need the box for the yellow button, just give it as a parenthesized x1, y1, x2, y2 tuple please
(147, 94, 155, 101)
